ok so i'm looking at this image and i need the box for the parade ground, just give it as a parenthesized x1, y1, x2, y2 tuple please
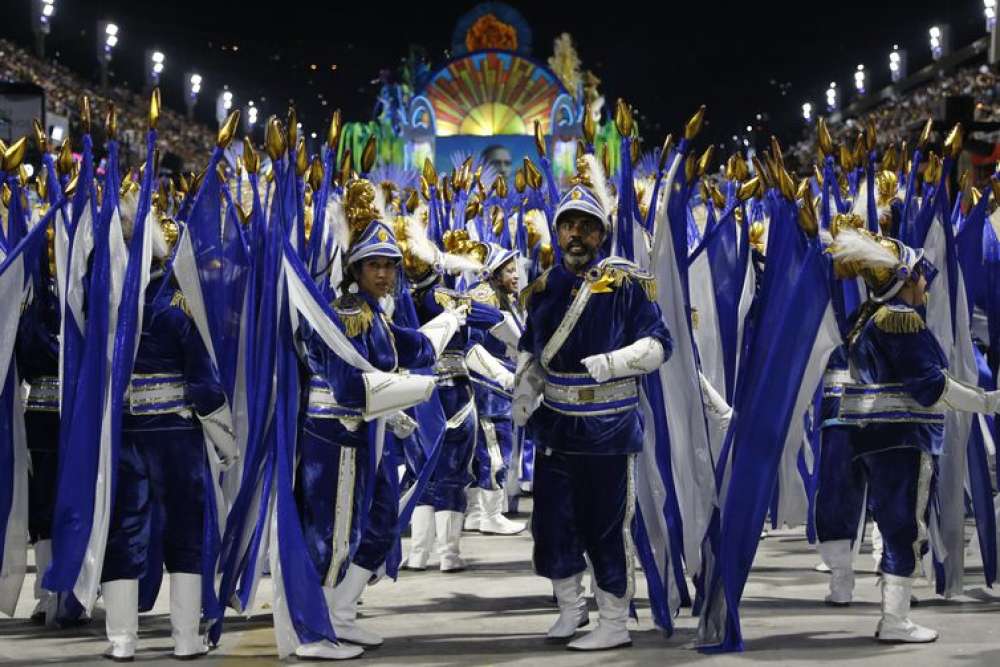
(3, 499, 998, 666)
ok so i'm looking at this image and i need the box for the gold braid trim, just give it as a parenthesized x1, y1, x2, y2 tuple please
(434, 290, 458, 310)
(873, 305, 925, 334)
(520, 269, 551, 310)
(334, 297, 374, 338)
(170, 291, 193, 319)
(468, 282, 499, 307)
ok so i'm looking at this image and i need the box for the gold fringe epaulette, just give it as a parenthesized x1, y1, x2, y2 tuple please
(600, 263, 658, 302)
(520, 269, 551, 310)
(873, 304, 925, 334)
(170, 291, 193, 318)
(467, 282, 499, 307)
(334, 295, 374, 338)
(434, 289, 458, 310)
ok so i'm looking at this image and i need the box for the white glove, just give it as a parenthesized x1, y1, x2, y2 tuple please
(489, 312, 522, 347)
(938, 375, 1000, 414)
(581, 337, 666, 383)
(699, 372, 733, 434)
(466, 344, 515, 392)
(386, 410, 418, 439)
(198, 402, 239, 471)
(418, 310, 462, 359)
(513, 352, 544, 427)
(450, 302, 470, 327)
(363, 370, 436, 419)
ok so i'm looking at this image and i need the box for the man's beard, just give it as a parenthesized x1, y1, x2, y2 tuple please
(563, 247, 596, 270)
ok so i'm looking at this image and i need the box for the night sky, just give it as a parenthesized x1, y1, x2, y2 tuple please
(3, 0, 990, 154)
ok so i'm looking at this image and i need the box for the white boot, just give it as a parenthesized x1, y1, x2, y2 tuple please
(463, 487, 484, 531)
(170, 573, 209, 659)
(436, 511, 466, 572)
(327, 564, 383, 647)
(102, 579, 139, 661)
(294, 640, 364, 660)
(31, 540, 57, 625)
(875, 574, 938, 643)
(817, 540, 854, 606)
(567, 585, 631, 651)
(871, 523, 884, 570)
(546, 574, 589, 641)
(403, 505, 435, 570)
(478, 488, 526, 535)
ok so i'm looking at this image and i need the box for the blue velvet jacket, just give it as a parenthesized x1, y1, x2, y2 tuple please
(125, 275, 226, 431)
(303, 291, 437, 447)
(519, 256, 672, 455)
(412, 280, 504, 417)
(848, 298, 948, 455)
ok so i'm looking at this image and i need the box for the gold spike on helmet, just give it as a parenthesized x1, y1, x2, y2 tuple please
(830, 212, 864, 237)
(342, 177, 381, 242)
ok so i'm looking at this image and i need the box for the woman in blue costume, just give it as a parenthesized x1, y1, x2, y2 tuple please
(295, 178, 463, 656)
(828, 226, 1000, 643)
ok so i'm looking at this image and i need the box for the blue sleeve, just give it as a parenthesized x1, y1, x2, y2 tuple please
(177, 310, 227, 415)
(389, 324, 437, 369)
(624, 281, 672, 361)
(304, 328, 367, 409)
(467, 300, 504, 332)
(876, 328, 947, 406)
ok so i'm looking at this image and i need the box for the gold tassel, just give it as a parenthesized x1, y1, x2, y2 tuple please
(468, 283, 499, 307)
(873, 305, 925, 334)
(335, 299, 374, 337)
(170, 291, 193, 319)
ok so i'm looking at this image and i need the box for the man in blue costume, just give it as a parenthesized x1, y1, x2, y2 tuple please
(295, 178, 462, 656)
(514, 162, 672, 651)
(828, 226, 1000, 643)
(101, 214, 237, 661)
(464, 243, 526, 536)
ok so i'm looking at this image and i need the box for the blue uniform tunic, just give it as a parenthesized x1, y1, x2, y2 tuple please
(519, 256, 671, 596)
(296, 291, 436, 581)
(843, 299, 948, 577)
(103, 275, 225, 582)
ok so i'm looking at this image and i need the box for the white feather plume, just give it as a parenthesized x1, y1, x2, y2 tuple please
(118, 189, 139, 242)
(403, 212, 484, 274)
(524, 208, 550, 247)
(827, 226, 897, 269)
(372, 183, 390, 224)
(580, 152, 615, 221)
(326, 196, 351, 254)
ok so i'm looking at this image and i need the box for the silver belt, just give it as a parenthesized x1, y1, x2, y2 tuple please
(25, 376, 60, 413)
(833, 383, 945, 426)
(822, 368, 854, 398)
(127, 373, 191, 416)
(307, 376, 363, 428)
(435, 353, 468, 380)
(542, 372, 639, 417)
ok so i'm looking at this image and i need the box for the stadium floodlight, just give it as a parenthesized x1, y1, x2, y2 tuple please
(247, 103, 259, 127)
(802, 102, 812, 121)
(889, 46, 908, 83)
(826, 82, 838, 112)
(854, 65, 866, 95)
(97, 21, 119, 91)
(184, 72, 202, 119)
(104, 22, 119, 53)
(929, 25, 949, 61)
(33, 1, 56, 57)
(146, 50, 165, 89)
(987, 0, 997, 32)
(217, 88, 235, 123)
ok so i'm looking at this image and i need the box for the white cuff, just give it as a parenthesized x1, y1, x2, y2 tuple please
(513, 352, 544, 427)
(363, 370, 435, 420)
(466, 344, 514, 391)
(198, 402, 238, 467)
(386, 410, 418, 439)
(419, 311, 461, 359)
(938, 375, 1000, 414)
(489, 313, 522, 347)
(582, 337, 665, 383)
(699, 372, 733, 432)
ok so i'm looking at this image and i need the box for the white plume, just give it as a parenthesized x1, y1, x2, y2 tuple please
(580, 152, 615, 222)
(373, 183, 390, 223)
(827, 226, 897, 269)
(326, 196, 351, 254)
(403, 212, 484, 274)
(524, 208, 550, 247)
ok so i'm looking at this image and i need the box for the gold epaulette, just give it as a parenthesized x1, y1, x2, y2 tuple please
(600, 261, 658, 302)
(520, 268, 551, 310)
(333, 295, 374, 338)
(467, 282, 499, 307)
(873, 304, 925, 334)
(170, 291, 193, 318)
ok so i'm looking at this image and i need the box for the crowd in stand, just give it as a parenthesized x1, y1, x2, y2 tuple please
(0, 38, 214, 170)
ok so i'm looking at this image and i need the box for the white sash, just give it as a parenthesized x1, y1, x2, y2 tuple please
(540, 261, 611, 370)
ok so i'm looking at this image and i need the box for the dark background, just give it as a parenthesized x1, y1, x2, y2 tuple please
(3, 0, 988, 151)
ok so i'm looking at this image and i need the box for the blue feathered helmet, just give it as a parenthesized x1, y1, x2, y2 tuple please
(553, 153, 614, 234)
(482, 242, 519, 280)
(342, 178, 403, 266)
